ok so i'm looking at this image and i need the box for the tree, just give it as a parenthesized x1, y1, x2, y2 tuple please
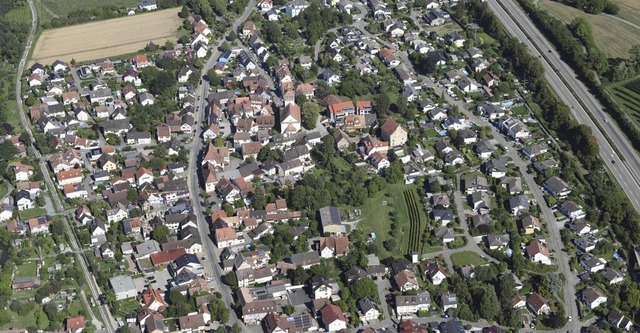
(283, 305, 295, 316)
(478, 285, 500, 321)
(207, 69, 222, 86)
(375, 92, 391, 120)
(179, 5, 190, 18)
(50, 220, 65, 238)
(263, 21, 282, 44)
(167, 289, 195, 317)
(383, 160, 404, 184)
(150, 157, 167, 171)
(289, 266, 309, 285)
(630, 44, 640, 71)
(350, 278, 378, 301)
(301, 101, 321, 130)
(225, 271, 238, 288)
(24, 94, 36, 106)
(0, 141, 18, 162)
(150, 225, 171, 241)
(395, 95, 408, 116)
(213, 136, 225, 147)
(127, 188, 138, 203)
(251, 186, 266, 210)
(208, 299, 230, 323)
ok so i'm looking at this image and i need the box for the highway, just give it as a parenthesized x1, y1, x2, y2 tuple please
(488, 0, 640, 212)
(186, 1, 257, 330)
(15, 1, 118, 332)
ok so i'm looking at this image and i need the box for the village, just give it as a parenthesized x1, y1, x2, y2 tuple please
(0, 0, 635, 332)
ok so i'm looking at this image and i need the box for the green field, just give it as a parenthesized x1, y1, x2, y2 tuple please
(539, 0, 640, 59)
(609, 78, 640, 128)
(38, 0, 140, 21)
(450, 251, 485, 267)
(15, 261, 38, 277)
(19, 207, 48, 220)
(613, 0, 640, 28)
(355, 184, 412, 259)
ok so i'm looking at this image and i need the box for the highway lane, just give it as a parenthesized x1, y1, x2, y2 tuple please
(489, 0, 640, 211)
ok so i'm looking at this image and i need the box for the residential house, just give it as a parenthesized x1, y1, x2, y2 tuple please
(580, 287, 608, 309)
(527, 292, 550, 316)
(526, 240, 551, 265)
(395, 292, 431, 316)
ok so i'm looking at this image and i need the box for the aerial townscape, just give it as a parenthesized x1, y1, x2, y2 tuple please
(0, 0, 639, 332)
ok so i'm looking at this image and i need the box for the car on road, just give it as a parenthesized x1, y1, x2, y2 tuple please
(568, 316, 572, 321)
(441, 313, 449, 318)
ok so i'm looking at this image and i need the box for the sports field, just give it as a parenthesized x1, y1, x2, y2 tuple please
(30, 8, 181, 65)
(539, 0, 640, 59)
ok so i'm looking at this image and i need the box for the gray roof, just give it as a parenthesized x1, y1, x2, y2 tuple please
(109, 275, 136, 294)
(319, 206, 341, 227)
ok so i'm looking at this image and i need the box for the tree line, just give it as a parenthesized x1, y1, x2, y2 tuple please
(556, 0, 619, 15)
(482, 0, 640, 269)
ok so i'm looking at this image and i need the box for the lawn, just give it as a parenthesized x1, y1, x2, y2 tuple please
(19, 207, 48, 220)
(0, 307, 39, 329)
(511, 106, 529, 116)
(15, 261, 38, 277)
(538, 0, 640, 59)
(450, 251, 485, 267)
(425, 22, 463, 36)
(355, 184, 413, 259)
(113, 298, 142, 317)
(424, 128, 439, 138)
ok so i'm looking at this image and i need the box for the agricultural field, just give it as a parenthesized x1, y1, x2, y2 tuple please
(538, 0, 640, 59)
(29, 8, 181, 65)
(403, 188, 428, 256)
(609, 78, 640, 128)
(38, 0, 140, 21)
(612, 0, 640, 28)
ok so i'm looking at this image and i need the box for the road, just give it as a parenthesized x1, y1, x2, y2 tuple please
(489, 0, 640, 212)
(186, 1, 257, 330)
(15, 1, 117, 332)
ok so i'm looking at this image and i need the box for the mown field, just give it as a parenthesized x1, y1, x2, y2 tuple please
(538, 0, 640, 59)
(30, 7, 181, 65)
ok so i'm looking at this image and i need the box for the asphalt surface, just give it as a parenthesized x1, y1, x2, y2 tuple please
(186, 2, 258, 331)
(488, 0, 640, 211)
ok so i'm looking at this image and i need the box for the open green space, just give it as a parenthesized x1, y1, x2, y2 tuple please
(538, 0, 640, 59)
(511, 106, 528, 116)
(5, 5, 31, 24)
(38, 0, 140, 21)
(355, 184, 413, 259)
(15, 260, 38, 277)
(612, 0, 640, 28)
(450, 251, 485, 267)
(19, 207, 48, 220)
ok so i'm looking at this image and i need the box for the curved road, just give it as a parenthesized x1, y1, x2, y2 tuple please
(15, 1, 116, 332)
(489, 0, 640, 212)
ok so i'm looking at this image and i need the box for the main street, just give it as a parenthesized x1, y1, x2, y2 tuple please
(15, 1, 117, 332)
(186, 1, 257, 331)
(488, 0, 640, 212)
